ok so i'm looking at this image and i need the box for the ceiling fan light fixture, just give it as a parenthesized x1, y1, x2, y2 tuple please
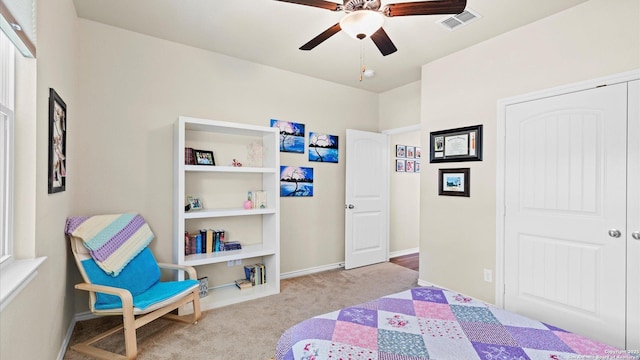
(340, 10, 384, 40)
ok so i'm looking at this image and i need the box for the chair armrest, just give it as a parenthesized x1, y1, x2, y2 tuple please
(156, 262, 198, 280)
(74, 283, 133, 308)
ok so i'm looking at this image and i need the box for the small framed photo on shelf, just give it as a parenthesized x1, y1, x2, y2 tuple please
(396, 145, 406, 158)
(193, 149, 215, 165)
(187, 196, 203, 210)
(396, 159, 406, 172)
(438, 168, 470, 197)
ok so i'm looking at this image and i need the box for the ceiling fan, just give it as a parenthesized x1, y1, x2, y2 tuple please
(274, 0, 467, 56)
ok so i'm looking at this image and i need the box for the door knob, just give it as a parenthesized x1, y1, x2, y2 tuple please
(632, 231, 640, 240)
(345, 204, 355, 209)
(608, 229, 622, 238)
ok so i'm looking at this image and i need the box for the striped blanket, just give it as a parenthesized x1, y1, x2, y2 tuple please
(65, 213, 154, 276)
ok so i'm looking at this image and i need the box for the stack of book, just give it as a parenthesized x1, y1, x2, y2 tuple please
(185, 147, 195, 165)
(244, 263, 266, 286)
(184, 229, 242, 255)
(235, 278, 252, 290)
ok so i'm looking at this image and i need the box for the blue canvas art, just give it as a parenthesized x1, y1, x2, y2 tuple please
(280, 166, 313, 197)
(308, 132, 338, 163)
(270, 119, 305, 153)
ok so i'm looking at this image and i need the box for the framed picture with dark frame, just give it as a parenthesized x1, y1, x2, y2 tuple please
(48, 88, 67, 194)
(193, 149, 215, 165)
(429, 125, 483, 163)
(438, 168, 470, 197)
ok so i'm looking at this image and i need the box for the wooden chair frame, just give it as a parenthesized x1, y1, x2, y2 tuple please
(70, 237, 202, 360)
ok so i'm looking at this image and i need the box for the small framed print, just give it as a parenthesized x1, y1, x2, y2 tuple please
(406, 160, 415, 172)
(187, 196, 203, 210)
(48, 88, 67, 194)
(415, 147, 421, 159)
(438, 168, 470, 197)
(429, 125, 482, 163)
(396, 145, 406, 158)
(406, 146, 415, 158)
(193, 149, 215, 165)
(396, 159, 406, 172)
(415, 161, 421, 173)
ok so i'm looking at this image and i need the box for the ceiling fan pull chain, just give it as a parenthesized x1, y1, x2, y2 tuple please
(359, 41, 365, 82)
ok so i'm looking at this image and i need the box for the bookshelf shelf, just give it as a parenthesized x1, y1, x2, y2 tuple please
(174, 116, 280, 314)
(184, 208, 276, 219)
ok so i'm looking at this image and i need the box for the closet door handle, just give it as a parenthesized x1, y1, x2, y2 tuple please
(608, 229, 622, 238)
(632, 231, 640, 240)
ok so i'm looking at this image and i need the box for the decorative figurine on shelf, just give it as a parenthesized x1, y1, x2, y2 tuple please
(232, 159, 243, 167)
(244, 192, 253, 210)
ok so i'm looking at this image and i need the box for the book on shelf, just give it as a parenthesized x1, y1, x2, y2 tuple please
(244, 263, 266, 285)
(185, 147, 195, 165)
(248, 190, 267, 209)
(235, 278, 252, 290)
(185, 229, 238, 256)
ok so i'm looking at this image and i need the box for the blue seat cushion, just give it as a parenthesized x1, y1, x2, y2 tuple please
(81, 247, 196, 310)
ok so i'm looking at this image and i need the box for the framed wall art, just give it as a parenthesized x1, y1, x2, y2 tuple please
(438, 168, 470, 197)
(308, 132, 338, 163)
(429, 125, 483, 163)
(48, 88, 67, 194)
(270, 119, 305, 153)
(280, 166, 314, 197)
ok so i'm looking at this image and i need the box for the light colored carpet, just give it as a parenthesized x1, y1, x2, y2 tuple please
(64, 261, 419, 360)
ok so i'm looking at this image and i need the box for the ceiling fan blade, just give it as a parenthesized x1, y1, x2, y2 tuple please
(370, 27, 397, 56)
(274, 0, 342, 11)
(382, 0, 466, 17)
(300, 23, 342, 51)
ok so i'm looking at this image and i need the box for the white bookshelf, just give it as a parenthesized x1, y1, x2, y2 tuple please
(174, 116, 280, 313)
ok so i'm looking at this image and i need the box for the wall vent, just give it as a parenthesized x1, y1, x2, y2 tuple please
(438, 8, 481, 31)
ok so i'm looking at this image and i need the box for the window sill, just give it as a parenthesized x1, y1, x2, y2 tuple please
(0, 257, 47, 312)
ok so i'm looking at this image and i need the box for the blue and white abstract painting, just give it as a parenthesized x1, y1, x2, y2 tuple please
(308, 132, 338, 163)
(280, 166, 313, 197)
(270, 119, 305, 153)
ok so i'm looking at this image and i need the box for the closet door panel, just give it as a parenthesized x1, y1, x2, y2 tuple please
(627, 80, 639, 350)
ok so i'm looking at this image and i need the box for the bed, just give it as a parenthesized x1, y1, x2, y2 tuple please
(276, 286, 635, 360)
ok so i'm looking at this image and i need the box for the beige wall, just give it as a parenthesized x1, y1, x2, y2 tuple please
(72, 18, 379, 300)
(0, 0, 79, 359)
(419, 0, 640, 303)
(380, 81, 421, 255)
(389, 131, 421, 253)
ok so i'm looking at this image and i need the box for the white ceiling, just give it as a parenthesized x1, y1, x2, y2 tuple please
(72, 0, 589, 93)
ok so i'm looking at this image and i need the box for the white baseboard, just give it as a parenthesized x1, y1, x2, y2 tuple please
(280, 262, 344, 279)
(389, 248, 419, 259)
(57, 311, 98, 360)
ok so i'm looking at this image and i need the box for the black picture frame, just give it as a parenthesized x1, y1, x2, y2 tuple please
(429, 125, 483, 163)
(193, 149, 215, 165)
(48, 88, 66, 194)
(438, 168, 470, 197)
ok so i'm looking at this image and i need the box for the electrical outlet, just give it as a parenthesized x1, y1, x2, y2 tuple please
(483, 269, 493, 283)
(235, 259, 242, 266)
(227, 260, 234, 267)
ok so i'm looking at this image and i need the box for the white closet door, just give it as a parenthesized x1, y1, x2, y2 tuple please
(504, 83, 627, 348)
(627, 80, 639, 350)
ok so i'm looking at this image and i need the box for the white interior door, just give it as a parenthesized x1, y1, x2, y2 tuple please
(504, 83, 627, 348)
(345, 129, 389, 270)
(627, 80, 640, 350)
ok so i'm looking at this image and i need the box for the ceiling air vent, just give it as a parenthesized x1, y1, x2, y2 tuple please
(438, 8, 481, 31)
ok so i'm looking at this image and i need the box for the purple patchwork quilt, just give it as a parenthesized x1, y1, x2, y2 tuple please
(276, 286, 635, 360)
